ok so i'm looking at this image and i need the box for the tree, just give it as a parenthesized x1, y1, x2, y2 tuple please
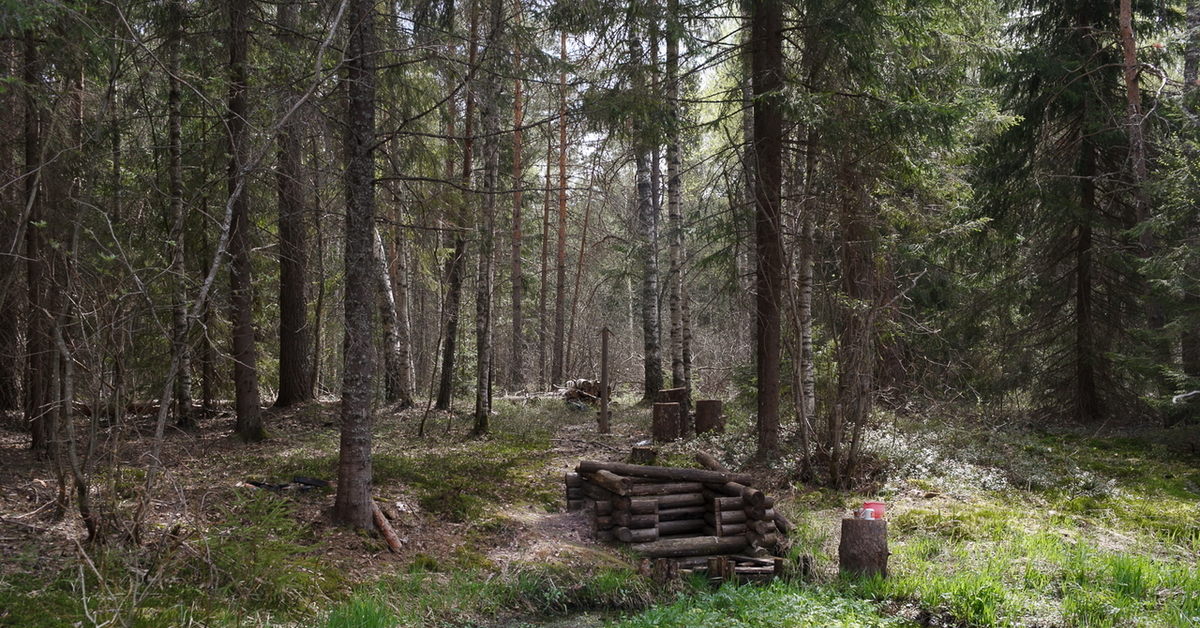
(335, 0, 379, 530)
(274, 0, 314, 408)
(509, 0, 526, 392)
(551, 31, 569, 387)
(436, 0, 479, 411)
(474, 0, 505, 434)
(750, 0, 784, 456)
(166, 0, 193, 428)
(227, 0, 264, 441)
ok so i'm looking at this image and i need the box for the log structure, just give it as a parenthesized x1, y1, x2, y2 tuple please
(566, 457, 789, 581)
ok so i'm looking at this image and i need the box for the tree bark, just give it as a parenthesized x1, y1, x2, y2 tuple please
(751, 0, 784, 456)
(538, 129, 553, 389)
(23, 29, 53, 456)
(1186, 0, 1199, 89)
(336, 0, 378, 530)
(227, 0, 263, 442)
(551, 31, 569, 386)
(167, 1, 194, 428)
(509, 0, 525, 392)
(839, 519, 888, 577)
(1076, 114, 1099, 423)
(374, 227, 413, 407)
(274, 0, 314, 408)
(666, 0, 686, 393)
(436, 0, 480, 411)
(0, 40, 21, 411)
(474, 0, 504, 434)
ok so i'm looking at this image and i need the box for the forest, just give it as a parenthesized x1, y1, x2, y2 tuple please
(1, 0, 1198, 625)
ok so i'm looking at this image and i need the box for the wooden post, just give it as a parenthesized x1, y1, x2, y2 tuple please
(652, 402, 680, 442)
(838, 519, 888, 577)
(599, 326, 610, 433)
(695, 399, 724, 434)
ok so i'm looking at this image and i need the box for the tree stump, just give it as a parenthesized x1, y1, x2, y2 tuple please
(838, 519, 888, 577)
(630, 445, 658, 465)
(652, 402, 680, 442)
(657, 387, 689, 436)
(695, 400, 724, 434)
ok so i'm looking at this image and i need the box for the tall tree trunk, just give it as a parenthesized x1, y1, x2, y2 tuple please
(631, 22, 663, 403)
(336, 0, 378, 530)
(1119, 0, 1167, 393)
(666, 0, 685, 392)
(0, 40, 19, 412)
(538, 129, 552, 389)
(227, 0, 263, 441)
(275, 0, 314, 408)
(24, 30, 52, 456)
(832, 165, 875, 488)
(1186, 0, 1199, 89)
(509, 0, 525, 391)
(1182, 0, 1200, 379)
(1076, 123, 1100, 422)
(475, 0, 504, 434)
(798, 131, 817, 427)
(436, 0, 480, 411)
(375, 227, 413, 407)
(551, 31, 569, 386)
(751, 0, 784, 456)
(167, 1, 194, 428)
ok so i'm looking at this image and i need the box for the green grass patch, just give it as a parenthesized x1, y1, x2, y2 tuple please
(611, 581, 914, 627)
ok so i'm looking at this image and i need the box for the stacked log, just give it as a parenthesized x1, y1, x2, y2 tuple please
(567, 458, 789, 572)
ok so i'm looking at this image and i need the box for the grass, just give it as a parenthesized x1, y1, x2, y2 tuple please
(4, 398, 1199, 627)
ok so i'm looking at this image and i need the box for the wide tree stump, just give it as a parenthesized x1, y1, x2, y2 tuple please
(657, 387, 690, 436)
(652, 402, 680, 442)
(838, 519, 888, 577)
(695, 400, 724, 434)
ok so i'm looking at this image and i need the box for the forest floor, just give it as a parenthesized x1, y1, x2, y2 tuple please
(1, 394, 1199, 627)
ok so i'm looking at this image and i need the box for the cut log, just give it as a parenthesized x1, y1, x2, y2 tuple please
(704, 522, 747, 537)
(650, 557, 679, 583)
(587, 469, 630, 496)
(613, 511, 659, 528)
(581, 482, 618, 501)
(564, 472, 583, 488)
(747, 519, 777, 535)
(704, 509, 746, 525)
(839, 519, 888, 577)
(745, 507, 775, 521)
(772, 510, 795, 535)
(694, 451, 729, 472)
(566, 487, 584, 499)
(371, 502, 404, 553)
(657, 505, 705, 521)
(594, 500, 613, 515)
(576, 460, 755, 485)
(593, 515, 614, 531)
(627, 482, 703, 496)
(653, 493, 704, 508)
(567, 499, 584, 511)
(652, 402, 680, 442)
(749, 532, 779, 548)
(695, 400, 724, 434)
(616, 526, 659, 543)
(657, 519, 706, 535)
(614, 497, 660, 514)
(634, 535, 748, 558)
(706, 495, 744, 511)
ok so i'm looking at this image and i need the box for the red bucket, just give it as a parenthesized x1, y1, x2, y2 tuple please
(862, 501, 886, 520)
